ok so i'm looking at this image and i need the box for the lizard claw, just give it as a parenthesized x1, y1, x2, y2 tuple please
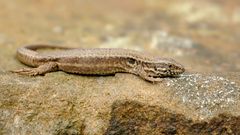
(144, 77, 163, 83)
(11, 68, 39, 76)
(11, 62, 58, 76)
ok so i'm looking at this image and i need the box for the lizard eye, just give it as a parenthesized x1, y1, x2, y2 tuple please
(126, 58, 137, 67)
(154, 67, 158, 71)
(128, 58, 136, 65)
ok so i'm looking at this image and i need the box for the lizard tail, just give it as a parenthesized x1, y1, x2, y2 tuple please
(16, 44, 74, 67)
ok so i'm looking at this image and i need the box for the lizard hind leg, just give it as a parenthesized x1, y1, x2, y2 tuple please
(11, 62, 58, 76)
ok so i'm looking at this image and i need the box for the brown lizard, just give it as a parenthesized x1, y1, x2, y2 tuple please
(11, 44, 185, 82)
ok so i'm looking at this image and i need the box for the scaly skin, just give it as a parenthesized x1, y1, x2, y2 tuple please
(12, 44, 185, 82)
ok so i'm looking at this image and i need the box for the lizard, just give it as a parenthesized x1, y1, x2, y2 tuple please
(11, 44, 185, 82)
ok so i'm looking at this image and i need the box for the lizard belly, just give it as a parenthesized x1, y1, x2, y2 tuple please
(57, 57, 128, 75)
(58, 63, 126, 75)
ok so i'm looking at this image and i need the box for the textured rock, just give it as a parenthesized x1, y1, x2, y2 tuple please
(1, 72, 239, 134)
(106, 100, 240, 135)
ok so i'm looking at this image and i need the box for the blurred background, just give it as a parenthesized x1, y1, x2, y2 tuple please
(0, 0, 239, 73)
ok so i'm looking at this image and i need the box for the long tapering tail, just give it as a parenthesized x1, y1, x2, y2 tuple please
(16, 44, 74, 67)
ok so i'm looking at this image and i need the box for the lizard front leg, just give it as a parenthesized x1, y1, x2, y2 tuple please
(11, 62, 58, 76)
(129, 65, 162, 83)
(136, 70, 162, 83)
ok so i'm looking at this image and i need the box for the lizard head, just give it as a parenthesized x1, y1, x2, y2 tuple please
(142, 58, 185, 78)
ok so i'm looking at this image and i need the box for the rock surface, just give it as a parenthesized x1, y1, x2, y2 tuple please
(0, 0, 240, 134)
(106, 100, 240, 135)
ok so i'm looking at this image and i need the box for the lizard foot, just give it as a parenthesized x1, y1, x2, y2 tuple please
(138, 71, 163, 83)
(11, 68, 41, 76)
(11, 62, 58, 76)
(144, 76, 163, 83)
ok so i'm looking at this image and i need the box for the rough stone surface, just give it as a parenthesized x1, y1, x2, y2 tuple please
(106, 100, 240, 135)
(0, 0, 240, 135)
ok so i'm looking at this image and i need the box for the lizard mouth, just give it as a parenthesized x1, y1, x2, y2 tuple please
(148, 72, 181, 78)
(167, 69, 184, 76)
